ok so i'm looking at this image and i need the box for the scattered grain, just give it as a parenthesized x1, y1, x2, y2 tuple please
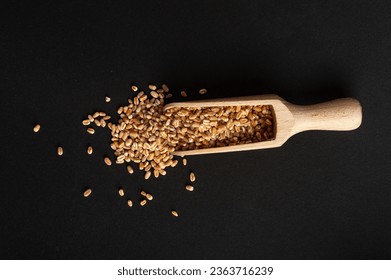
(127, 165, 134, 174)
(144, 171, 151, 179)
(186, 185, 194, 191)
(105, 96, 111, 103)
(162, 84, 169, 92)
(83, 188, 92, 197)
(141, 190, 147, 196)
(146, 193, 153, 201)
(171, 210, 179, 217)
(87, 146, 93, 154)
(181, 91, 187, 97)
(87, 128, 95, 134)
(150, 91, 159, 98)
(131, 85, 138, 91)
(140, 199, 147, 206)
(57, 146, 63, 156)
(33, 124, 41, 132)
(127, 200, 133, 207)
(199, 88, 207, 95)
(118, 188, 125, 197)
(190, 172, 196, 182)
(104, 157, 112, 166)
(82, 119, 91, 125)
(148, 84, 157, 90)
(182, 158, 187, 166)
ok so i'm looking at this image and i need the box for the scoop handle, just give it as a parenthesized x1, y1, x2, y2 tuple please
(290, 98, 362, 134)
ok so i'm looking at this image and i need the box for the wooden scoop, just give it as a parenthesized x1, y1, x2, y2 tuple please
(164, 94, 362, 156)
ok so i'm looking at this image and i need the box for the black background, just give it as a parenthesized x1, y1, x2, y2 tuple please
(1, 0, 391, 259)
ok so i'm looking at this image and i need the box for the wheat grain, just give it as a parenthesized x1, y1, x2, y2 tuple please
(33, 124, 41, 132)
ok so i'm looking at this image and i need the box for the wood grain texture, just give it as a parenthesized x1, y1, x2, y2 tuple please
(164, 94, 362, 156)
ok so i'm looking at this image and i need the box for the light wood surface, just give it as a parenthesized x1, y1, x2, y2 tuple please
(164, 94, 362, 156)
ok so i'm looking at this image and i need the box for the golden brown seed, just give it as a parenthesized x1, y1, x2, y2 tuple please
(190, 172, 196, 182)
(131, 85, 138, 91)
(171, 210, 179, 217)
(146, 193, 153, 201)
(150, 91, 159, 98)
(181, 91, 187, 97)
(148, 84, 157, 90)
(104, 157, 112, 166)
(87, 146, 93, 154)
(87, 128, 95, 134)
(93, 112, 100, 118)
(166, 93, 173, 98)
(199, 88, 207, 94)
(144, 171, 151, 179)
(186, 185, 194, 191)
(162, 84, 169, 92)
(57, 146, 63, 156)
(83, 188, 92, 197)
(127, 165, 134, 174)
(105, 96, 111, 103)
(127, 200, 133, 207)
(118, 188, 125, 196)
(33, 124, 41, 132)
(182, 158, 187, 166)
(82, 119, 91, 125)
(140, 199, 147, 206)
(141, 190, 147, 196)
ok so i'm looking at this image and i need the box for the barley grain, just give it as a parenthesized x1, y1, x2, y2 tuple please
(190, 172, 196, 182)
(87, 128, 95, 134)
(82, 119, 91, 125)
(33, 124, 41, 132)
(118, 188, 125, 196)
(162, 84, 169, 92)
(83, 188, 92, 197)
(127, 165, 134, 174)
(104, 157, 112, 166)
(150, 91, 159, 98)
(144, 171, 151, 179)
